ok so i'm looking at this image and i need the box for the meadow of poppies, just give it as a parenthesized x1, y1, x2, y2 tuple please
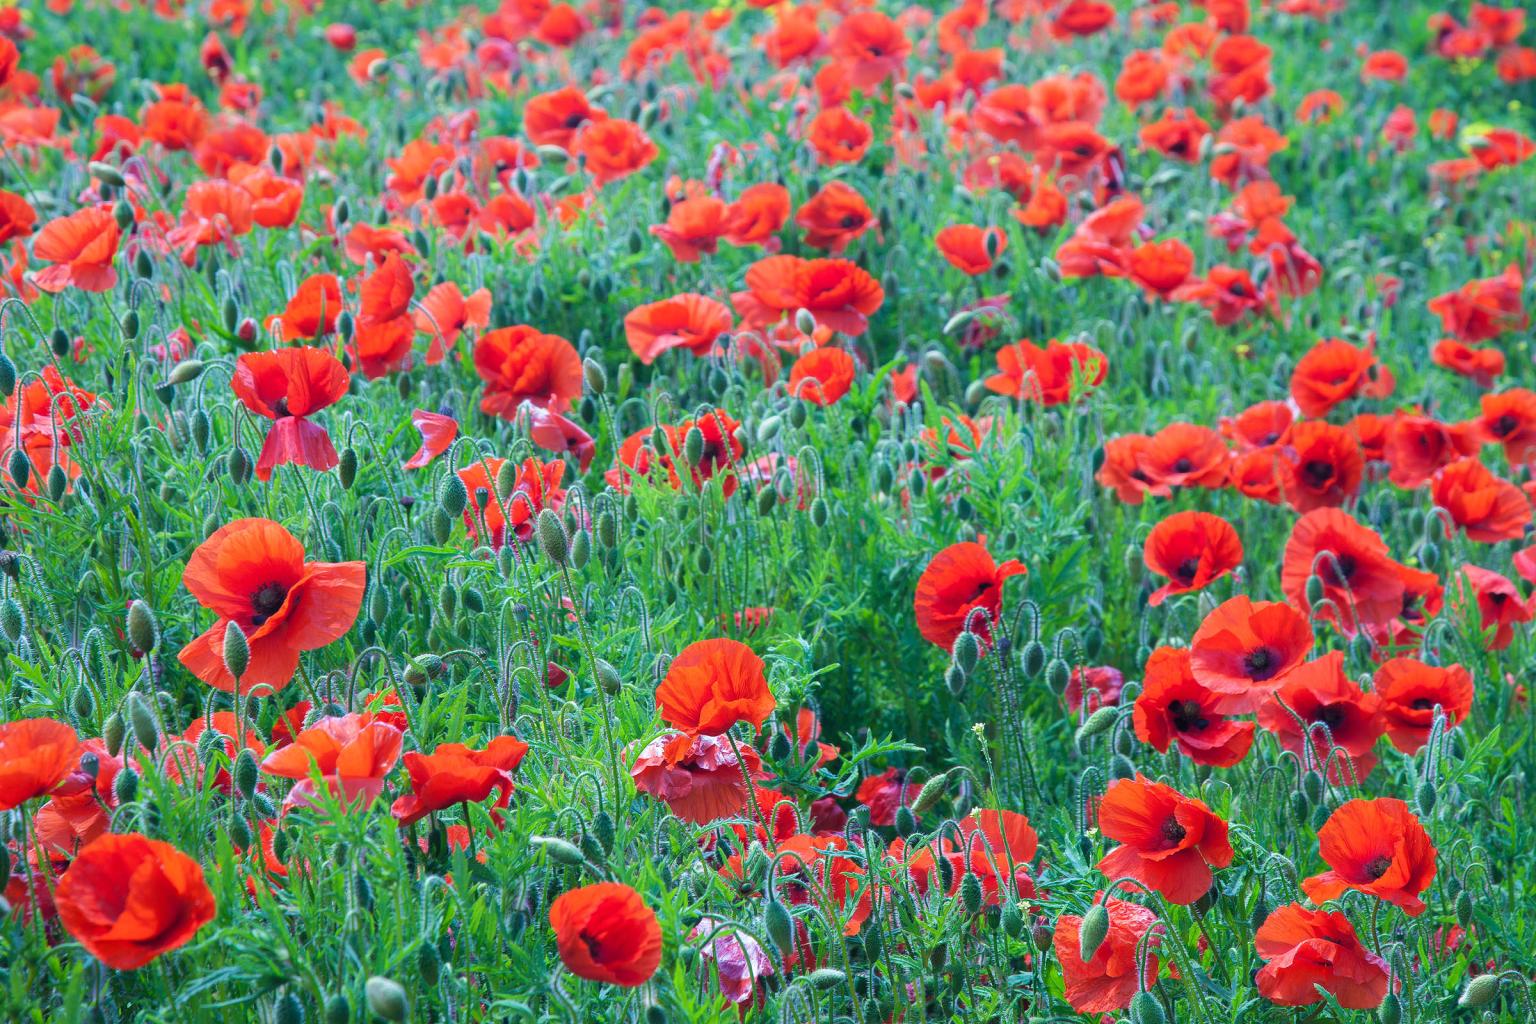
(1, 0, 1534, 1020)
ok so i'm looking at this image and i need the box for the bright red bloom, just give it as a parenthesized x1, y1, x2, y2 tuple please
(733, 255, 884, 336)
(474, 326, 583, 416)
(573, 118, 657, 186)
(1458, 563, 1532, 650)
(549, 883, 662, 986)
(1427, 266, 1527, 343)
(1053, 896, 1160, 1014)
(795, 181, 875, 253)
(1289, 338, 1394, 418)
(459, 455, 565, 548)
(1277, 421, 1363, 513)
(1475, 388, 1536, 464)
(935, 224, 1006, 275)
(390, 735, 528, 826)
(912, 541, 1026, 648)
(650, 196, 728, 263)
(1134, 647, 1255, 767)
(414, 282, 492, 364)
(1136, 422, 1230, 492)
(178, 518, 367, 693)
(1383, 414, 1479, 489)
(1125, 238, 1193, 296)
(656, 638, 775, 736)
(984, 338, 1107, 405)
(788, 346, 856, 405)
(1255, 903, 1389, 1009)
(54, 833, 216, 971)
(231, 348, 349, 481)
(272, 274, 342, 342)
(1374, 657, 1474, 754)
(32, 206, 120, 293)
(855, 767, 915, 827)
(624, 293, 733, 364)
(1097, 775, 1232, 904)
(0, 718, 80, 810)
(1302, 798, 1436, 916)
(402, 409, 458, 471)
(1189, 595, 1312, 712)
(259, 713, 403, 809)
(1142, 510, 1243, 606)
(1256, 652, 1383, 777)
(1431, 457, 1530, 543)
(724, 182, 791, 248)
(807, 105, 873, 165)
(1280, 509, 1430, 636)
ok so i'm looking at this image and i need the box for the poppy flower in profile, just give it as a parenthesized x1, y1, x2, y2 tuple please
(723, 182, 791, 249)
(352, 254, 416, 379)
(1278, 421, 1364, 513)
(271, 273, 342, 342)
(631, 731, 765, 824)
(473, 326, 583, 416)
(807, 105, 874, 165)
(1382, 414, 1478, 489)
(650, 196, 729, 263)
(1097, 775, 1232, 904)
(414, 282, 492, 364)
(515, 402, 596, 472)
(984, 338, 1108, 405)
(32, 206, 120, 293)
(1254, 903, 1389, 1009)
(54, 833, 217, 971)
(1124, 238, 1193, 297)
(1430, 457, 1530, 543)
(177, 518, 367, 694)
(795, 181, 875, 253)
(0, 188, 36, 243)
(935, 224, 1006, 275)
(1052, 896, 1160, 1014)
(1134, 647, 1254, 767)
(1374, 657, 1474, 754)
(1475, 387, 1536, 464)
(913, 541, 1026, 648)
(1189, 595, 1312, 712)
(231, 348, 349, 481)
(624, 293, 733, 365)
(550, 882, 662, 986)
(1140, 107, 1211, 162)
(1457, 563, 1532, 650)
(1256, 652, 1383, 778)
(1142, 510, 1242, 606)
(390, 735, 529, 826)
(259, 712, 403, 809)
(402, 409, 458, 471)
(910, 809, 1039, 905)
(788, 346, 856, 405)
(573, 118, 657, 186)
(656, 638, 775, 736)
(1427, 266, 1527, 343)
(1280, 508, 1427, 636)
(0, 718, 81, 810)
(1302, 798, 1437, 916)
(1289, 338, 1394, 418)
(1051, 0, 1116, 37)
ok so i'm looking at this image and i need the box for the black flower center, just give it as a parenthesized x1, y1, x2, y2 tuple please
(1244, 646, 1277, 680)
(1493, 414, 1517, 437)
(250, 582, 288, 626)
(1302, 460, 1335, 486)
(1161, 818, 1187, 844)
(1364, 855, 1393, 880)
(1169, 699, 1209, 733)
(1175, 557, 1201, 582)
(1172, 457, 1193, 473)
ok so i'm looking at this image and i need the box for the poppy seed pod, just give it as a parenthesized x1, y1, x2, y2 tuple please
(536, 508, 569, 564)
(223, 620, 250, 682)
(127, 599, 159, 653)
(1077, 902, 1109, 961)
(364, 977, 408, 1022)
(168, 359, 205, 386)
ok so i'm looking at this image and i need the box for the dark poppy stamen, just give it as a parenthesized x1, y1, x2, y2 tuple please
(1363, 855, 1393, 880)
(1161, 818, 1187, 844)
(250, 582, 288, 626)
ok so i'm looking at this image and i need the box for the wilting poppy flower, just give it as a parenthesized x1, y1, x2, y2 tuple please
(1431, 457, 1530, 543)
(1097, 774, 1232, 904)
(1255, 903, 1389, 1009)
(1457, 563, 1532, 650)
(402, 409, 458, 470)
(1427, 266, 1527, 343)
(260, 713, 403, 808)
(34, 738, 120, 854)
(795, 181, 874, 253)
(788, 346, 855, 405)
(1256, 652, 1383, 777)
(549, 882, 662, 986)
(855, 767, 914, 827)
(177, 518, 367, 693)
(1189, 595, 1312, 712)
(724, 182, 791, 249)
(650, 196, 728, 263)
(1302, 798, 1436, 915)
(231, 348, 349, 481)
(474, 326, 583, 416)
(1143, 510, 1242, 606)
(913, 541, 1026, 648)
(1475, 388, 1536, 464)
(573, 118, 657, 186)
(624, 293, 732, 364)
(1374, 657, 1474, 754)
(1278, 421, 1364, 513)
(1280, 509, 1429, 636)
(0, 718, 80, 810)
(631, 731, 764, 824)
(414, 282, 492, 364)
(1289, 338, 1394, 418)
(656, 638, 775, 736)
(1053, 896, 1160, 1014)
(54, 833, 216, 971)
(32, 206, 120, 293)
(514, 402, 596, 472)
(391, 735, 528, 826)
(935, 224, 1006, 275)
(690, 918, 774, 1005)
(1136, 644, 1256, 769)
(985, 338, 1107, 405)
(1066, 665, 1125, 712)
(272, 273, 342, 342)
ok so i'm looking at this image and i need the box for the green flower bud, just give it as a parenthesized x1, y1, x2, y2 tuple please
(595, 659, 622, 695)
(1377, 993, 1402, 1024)
(1129, 991, 1166, 1024)
(532, 836, 585, 864)
(1020, 640, 1046, 678)
(126, 692, 159, 750)
(103, 713, 126, 756)
(582, 358, 607, 396)
(364, 977, 408, 1022)
(894, 804, 916, 838)
(807, 969, 846, 990)
(1078, 903, 1109, 962)
(536, 508, 568, 564)
(8, 447, 30, 489)
(765, 897, 795, 956)
(323, 994, 349, 1024)
(274, 993, 304, 1024)
(233, 748, 259, 800)
(113, 765, 139, 804)
(1458, 974, 1500, 1008)
(229, 445, 251, 484)
(959, 872, 983, 915)
(168, 359, 205, 385)
(1075, 705, 1119, 743)
(223, 620, 250, 682)
(1045, 657, 1071, 692)
(0, 353, 15, 396)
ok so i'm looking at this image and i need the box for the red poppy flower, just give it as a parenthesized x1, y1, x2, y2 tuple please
(1097, 774, 1232, 904)
(1096, 434, 1160, 504)
(788, 346, 856, 405)
(1221, 401, 1294, 450)
(177, 518, 367, 694)
(1374, 657, 1474, 754)
(1052, 0, 1115, 37)
(0, 188, 36, 244)
(1427, 266, 1527, 343)
(32, 206, 120, 293)
(352, 254, 416, 379)
(1189, 595, 1312, 712)
(1289, 338, 1394, 418)
(650, 196, 729, 263)
(624, 293, 733, 364)
(0, 718, 80, 810)
(402, 409, 458, 471)
(656, 638, 775, 736)
(231, 347, 349, 481)
(1457, 563, 1532, 650)
(828, 9, 909, 89)
(1066, 665, 1125, 712)
(667, 409, 744, 496)
(935, 224, 1006, 275)
(631, 731, 765, 824)
(1124, 239, 1193, 297)
(1139, 107, 1211, 162)
(733, 255, 884, 336)
(1052, 896, 1160, 1014)
(1134, 646, 1255, 767)
(459, 456, 565, 548)
(474, 326, 583, 416)
(795, 181, 875, 253)
(913, 541, 1026, 648)
(984, 338, 1108, 405)
(1475, 388, 1536, 464)
(1137, 422, 1230, 492)
(524, 86, 606, 150)
(1256, 652, 1383, 776)
(259, 712, 403, 808)
(54, 833, 216, 971)
(391, 735, 529, 826)
(549, 883, 662, 986)
(516, 402, 596, 472)
(573, 118, 657, 186)
(34, 738, 120, 854)
(1302, 798, 1436, 916)
(1143, 510, 1242, 606)
(1278, 421, 1364, 513)
(807, 105, 874, 165)
(723, 182, 791, 249)
(271, 273, 342, 342)
(1280, 509, 1427, 636)
(414, 282, 492, 364)
(1382, 414, 1479, 489)
(855, 766, 915, 827)
(1255, 903, 1389, 1009)
(911, 809, 1039, 905)
(1431, 457, 1530, 543)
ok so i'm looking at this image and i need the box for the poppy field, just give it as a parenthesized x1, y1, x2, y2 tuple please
(2, 0, 1536, 1021)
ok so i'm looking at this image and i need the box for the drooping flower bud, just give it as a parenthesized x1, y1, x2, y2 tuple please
(223, 620, 250, 682)
(536, 508, 569, 564)
(1078, 902, 1109, 961)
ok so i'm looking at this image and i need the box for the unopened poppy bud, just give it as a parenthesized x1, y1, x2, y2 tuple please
(1129, 991, 1166, 1024)
(809, 497, 829, 527)
(364, 977, 408, 1022)
(1415, 778, 1436, 815)
(569, 529, 591, 570)
(765, 896, 794, 956)
(0, 598, 24, 644)
(1044, 657, 1070, 692)
(787, 399, 808, 430)
(1075, 705, 1119, 743)
(1304, 574, 1325, 605)
(907, 467, 926, 498)
(271, 993, 303, 1024)
(223, 620, 250, 681)
(229, 445, 251, 484)
(103, 712, 126, 756)
(120, 310, 141, 341)
(808, 969, 846, 991)
(123, 599, 160, 654)
(894, 804, 917, 837)
(532, 835, 586, 864)
(336, 310, 355, 342)
(756, 415, 782, 443)
(322, 993, 349, 1024)
(8, 447, 30, 489)
(1456, 889, 1473, 927)
(581, 357, 607, 396)
(591, 810, 615, 855)
(89, 160, 127, 187)
(124, 691, 159, 750)
(753, 484, 776, 517)
(945, 664, 966, 695)
(911, 768, 956, 815)
(336, 447, 357, 489)
(1377, 993, 1401, 1024)
(112, 199, 135, 231)
(228, 747, 259, 801)
(682, 426, 705, 466)
(438, 473, 468, 517)
(1459, 974, 1500, 1008)
(1078, 902, 1109, 961)
(791, 307, 817, 336)
(536, 508, 569, 564)
(959, 872, 983, 915)
(596, 509, 617, 549)
(418, 941, 442, 986)
(113, 765, 139, 804)
(135, 249, 154, 278)
(0, 352, 13, 397)
(595, 658, 622, 694)
(1019, 640, 1046, 677)
(951, 632, 981, 676)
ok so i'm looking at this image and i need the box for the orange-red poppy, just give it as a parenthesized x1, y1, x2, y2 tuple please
(1280, 509, 1429, 635)
(1457, 563, 1532, 650)
(624, 293, 732, 364)
(650, 196, 729, 263)
(733, 255, 884, 336)
(795, 181, 874, 253)
(0, 718, 80, 810)
(1097, 774, 1232, 904)
(1221, 401, 1293, 451)
(1142, 510, 1242, 606)
(1278, 420, 1364, 513)
(1140, 107, 1211, 162)
(54, 833, 216, 971)
(828, 9, 909, 89)
(935, 224, 1005, 275)
(474, 326, 583, 416)
(1256, 652, 1383, 777)
(1374, 657, 1474, 754)
(1302, 798, 1436, 916)
(391, 735, 529, 826)
(985, 338, 1107, 405)
(1255, 903, 1389, 1009)
(912, 541, 1025, 648)
(1052, 896, 1160, 1014)
(259, 712, 403, 809)
(1289, 338, 1394, 418)
(1382, 413, 1478, 489)
(0, 188, 36, 243)
(178, 518, 367, 693)
(231, 347, 349, 481)
(1430, 457, 1530, 542)
(1427, 265, 1527, 343)
(655, 637, 775, 736)
(414, 282, 492, 364)
(1136, 422, 1230, 492)
(788, 346, 855, 405)
(549, 882, 662, 986)
(1475, 387, 1536, 462)
(1134, 646, 1254, 767)
(271, 273, 342, 342)
(1189, 595, 1312, 712)
(807, 106, 873, 165)
(403, 408, 458, 471)
(573, 118, 657, 186)
(32, 206, 119, 293)
(723, 182, 791, 248)
(523, 86, 605, 150)
(460, 455, 565, 548)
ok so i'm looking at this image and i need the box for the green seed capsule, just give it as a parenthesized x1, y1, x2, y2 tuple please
(322, 994, 349, 1024)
